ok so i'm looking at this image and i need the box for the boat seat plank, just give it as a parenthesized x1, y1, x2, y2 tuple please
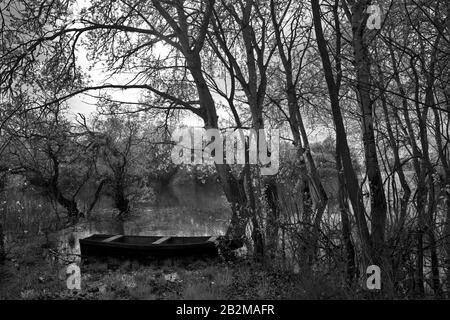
(103, 235, 123, 242)
(153, 236, 171, 244)
(207, 236, 218, 242)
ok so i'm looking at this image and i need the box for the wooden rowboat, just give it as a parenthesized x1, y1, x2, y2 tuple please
(79, 234, 243, 259)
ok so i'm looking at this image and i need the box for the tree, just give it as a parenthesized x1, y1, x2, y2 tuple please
(0, 0, 258, 246)
(310, 0, 372, 263)
(269, 0, 329, 263)
(81, 104, 169, 216)
(1, 102, 100, 220)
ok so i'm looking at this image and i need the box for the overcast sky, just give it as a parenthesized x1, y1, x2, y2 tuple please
(64, 0, 329, 141)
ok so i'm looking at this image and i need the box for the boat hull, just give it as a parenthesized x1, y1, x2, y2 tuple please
(79, 234, 219, 259)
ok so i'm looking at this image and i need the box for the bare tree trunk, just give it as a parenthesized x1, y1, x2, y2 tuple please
(389, 44, 425, 294)
(185, 49, 253, 243)
(435, 94, 450, 296)
(297, 108, 328, 218)
(336, 150, 356, 284)
(270, 0, 328, 261)
(424, 36, 442, 295)
(217, 164, 250, 239)
(428, 228, 441, 296)
(311, 0, 372, 262)
(86, 179, 107, 216)
(113, 184, 130, 217)
(47, 148, 82, 219)
(424, 78, 441, 298)
(444, 186, 450, 296)
(408, 30, 441, 294)
(211, 0, 275, 259)
(0, 176, 5, 263)
(350, 0, 387, 265)
(265, 177, 279, 259)
(0, 222, 5, 263)
(375, 58, 411, 231)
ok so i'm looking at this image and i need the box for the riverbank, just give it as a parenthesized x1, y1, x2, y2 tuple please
(0, 233, 368, 300)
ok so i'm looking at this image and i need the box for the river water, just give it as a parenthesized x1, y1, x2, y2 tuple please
(55, 183, 232, 259)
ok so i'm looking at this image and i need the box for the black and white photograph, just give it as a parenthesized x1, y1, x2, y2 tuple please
(0, 0, 449, 306)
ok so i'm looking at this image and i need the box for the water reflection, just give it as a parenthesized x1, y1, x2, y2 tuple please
(57, 184, 231, 257)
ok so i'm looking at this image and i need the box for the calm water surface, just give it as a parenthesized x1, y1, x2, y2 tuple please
(57, 183, 232, 257)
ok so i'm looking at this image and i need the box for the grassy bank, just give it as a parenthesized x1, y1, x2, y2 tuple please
(0, 233, 376, 300)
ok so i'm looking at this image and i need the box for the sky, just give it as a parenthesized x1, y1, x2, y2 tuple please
(65, 0, 206, 126)
(64, 0, 146, 120)
(65, 34, 147, 119)
(63, 0, 330, 142)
